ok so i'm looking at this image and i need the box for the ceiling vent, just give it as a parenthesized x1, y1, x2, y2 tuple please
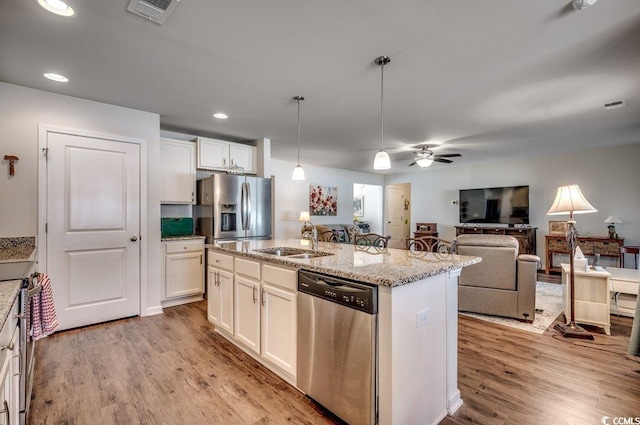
(126, 0, 180, 25)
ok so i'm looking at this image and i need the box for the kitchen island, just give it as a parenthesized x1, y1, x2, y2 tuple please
(207, 239, 481, 425)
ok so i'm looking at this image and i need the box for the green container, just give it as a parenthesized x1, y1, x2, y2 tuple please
(161, 217, 194, 238)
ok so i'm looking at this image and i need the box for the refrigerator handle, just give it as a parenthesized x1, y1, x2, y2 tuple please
(241, 182, 247, 231)
(245, 182, 252, 230)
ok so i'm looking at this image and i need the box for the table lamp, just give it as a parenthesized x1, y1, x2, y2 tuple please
(547, 184, 597, 339)
(604, 215, 621, 239)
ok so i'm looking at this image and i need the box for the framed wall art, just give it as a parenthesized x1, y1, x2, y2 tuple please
(309, 185, 337, 216)
(549, 220, 568, 235)
(354, 196, 364, 217)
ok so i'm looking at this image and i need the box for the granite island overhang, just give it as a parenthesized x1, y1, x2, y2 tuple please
(206, 238, 480, 287)
(206, 239, 481, 425)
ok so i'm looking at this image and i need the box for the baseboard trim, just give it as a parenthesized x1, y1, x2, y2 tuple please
(144, 306, 164, 316)
(447, 389, 464, 415)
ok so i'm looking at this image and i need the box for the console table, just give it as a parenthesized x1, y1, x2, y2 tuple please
(545, 236, 624, 274)
(455, 226, 537, 255)
(561, 264, 611, 335)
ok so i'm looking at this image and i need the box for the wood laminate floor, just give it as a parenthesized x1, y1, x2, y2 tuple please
(31, 291, 639, 425)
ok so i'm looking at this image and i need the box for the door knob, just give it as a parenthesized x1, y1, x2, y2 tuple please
(130, 236, 138, 242)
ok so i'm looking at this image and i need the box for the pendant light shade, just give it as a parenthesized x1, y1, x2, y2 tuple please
(374, 150, 391, 169)
(292, 95, 306, 180)
(373, 55, 391, 170)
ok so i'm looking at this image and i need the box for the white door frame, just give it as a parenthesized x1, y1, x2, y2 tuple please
(37, 124, 148, 317)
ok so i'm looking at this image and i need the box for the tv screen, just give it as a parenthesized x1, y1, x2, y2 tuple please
(459, 185, 529, 225)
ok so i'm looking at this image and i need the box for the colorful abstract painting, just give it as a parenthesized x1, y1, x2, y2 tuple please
(309, 185, 337, 216)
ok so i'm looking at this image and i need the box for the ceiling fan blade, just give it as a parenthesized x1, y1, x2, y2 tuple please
(435, 153, 461, 158)
(434, 158, 453, 163)
(408, 161, 417, 166)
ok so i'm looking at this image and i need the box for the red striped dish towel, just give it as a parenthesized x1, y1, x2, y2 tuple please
(30, 273, 59, 341)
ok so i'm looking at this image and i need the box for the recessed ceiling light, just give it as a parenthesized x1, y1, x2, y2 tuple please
(213, 113, 228, 119)
(43, 73, 69, 82)
(36, 0, 76, 17)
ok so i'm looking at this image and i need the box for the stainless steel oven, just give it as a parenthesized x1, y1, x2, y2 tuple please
(19, 276, 41, 425)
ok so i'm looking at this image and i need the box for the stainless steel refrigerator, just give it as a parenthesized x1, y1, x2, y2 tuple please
(196, 174, 272, 242)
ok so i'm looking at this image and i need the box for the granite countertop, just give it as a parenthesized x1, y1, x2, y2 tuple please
(207, 239, 481, 288)
(0, 280, 21, 330)
(161, 235, 206, 242)
(0, 236, 36, 263)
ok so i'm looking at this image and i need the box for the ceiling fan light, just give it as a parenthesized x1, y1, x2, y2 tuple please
(416, 157, 434, 168)
(572, 0, 597, 9)
(374, 150, 391, 170)
(292, 164, 305, 181)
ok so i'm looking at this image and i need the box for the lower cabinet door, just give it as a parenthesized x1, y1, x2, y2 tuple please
(165, 252, 204, 299)
(234, 276, 261, 354)
(261, 284, 297, 377)
(207, 267, 234, 334)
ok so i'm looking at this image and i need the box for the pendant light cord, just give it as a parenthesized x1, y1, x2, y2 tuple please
(297, 97, 301, 164)
(380, 60, 384, 151)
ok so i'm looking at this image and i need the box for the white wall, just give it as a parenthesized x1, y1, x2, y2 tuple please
(385, 144, 640, 268)
(270, 159, 384, 239)
(0, 82, 162, 315)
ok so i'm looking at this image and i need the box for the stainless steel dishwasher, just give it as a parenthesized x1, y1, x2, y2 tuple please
(297, 269, 378, 425)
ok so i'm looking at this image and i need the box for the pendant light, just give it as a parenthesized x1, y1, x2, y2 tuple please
(292, 95, 306, 180)
(373, 56, 391, 170)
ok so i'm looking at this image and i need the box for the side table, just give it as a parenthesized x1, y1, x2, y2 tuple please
(561, 264, 612, 335)
(606, 267, 639, 317)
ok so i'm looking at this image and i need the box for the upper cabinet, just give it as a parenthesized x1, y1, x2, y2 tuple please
(196, 137, 257, 174)
(160, 138, 196, 204)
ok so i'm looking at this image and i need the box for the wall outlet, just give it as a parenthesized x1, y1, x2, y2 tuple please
(417, 308, 429, 328)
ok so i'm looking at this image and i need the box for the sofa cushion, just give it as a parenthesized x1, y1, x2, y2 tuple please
(457, 245, 517, 291)
(341, 224, 361, 243)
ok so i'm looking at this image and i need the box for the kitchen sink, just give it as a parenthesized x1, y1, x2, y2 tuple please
(254, 247, 309, 256)
(253, 247, 333, 259)
(286, 252, 333, 259)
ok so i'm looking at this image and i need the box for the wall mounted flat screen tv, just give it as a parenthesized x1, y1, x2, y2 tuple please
(459, 185, 530, 225)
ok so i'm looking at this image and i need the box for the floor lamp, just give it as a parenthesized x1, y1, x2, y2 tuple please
(547, 184, 597, 339)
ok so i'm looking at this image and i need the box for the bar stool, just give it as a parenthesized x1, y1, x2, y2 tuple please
(620, 246, 640, 269)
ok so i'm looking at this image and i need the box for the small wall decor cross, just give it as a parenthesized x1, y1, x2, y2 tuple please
(3, 155, 19, 176)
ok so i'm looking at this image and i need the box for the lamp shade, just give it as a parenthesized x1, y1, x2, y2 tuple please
(604, 215, 621, 224)
(547, 184, 597, 215)
(299, 211, 310, 222)
(374, 150, 391, 170)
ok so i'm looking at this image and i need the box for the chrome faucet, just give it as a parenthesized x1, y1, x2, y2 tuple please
(302, 221, 318, 251)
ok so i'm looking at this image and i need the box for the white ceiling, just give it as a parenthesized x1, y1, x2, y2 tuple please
(2, 0, 639, 174)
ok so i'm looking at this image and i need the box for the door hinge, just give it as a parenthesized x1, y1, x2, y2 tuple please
(42, 148, 49, 158)
(45, 223, 48, 233)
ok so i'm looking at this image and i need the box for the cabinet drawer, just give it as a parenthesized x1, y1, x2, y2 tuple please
(235, 257, 261, 280)
(263, 264, 297, 292)
(208, 251, 234, 271)
(165, 239, 203, 254)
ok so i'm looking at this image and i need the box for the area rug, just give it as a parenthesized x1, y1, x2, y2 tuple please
(459, 281, 563, 334)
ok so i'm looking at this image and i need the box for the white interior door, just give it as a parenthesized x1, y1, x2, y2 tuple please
(385, 185, 404, 249)
(46, 131, 141, 330)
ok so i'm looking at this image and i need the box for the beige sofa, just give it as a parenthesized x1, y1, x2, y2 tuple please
(454, 234, 540, 322)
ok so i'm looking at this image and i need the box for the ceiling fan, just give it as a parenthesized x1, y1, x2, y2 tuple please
(408, 146, 461, 168)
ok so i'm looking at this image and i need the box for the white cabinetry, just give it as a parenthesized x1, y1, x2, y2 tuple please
(0, 299, 19, 425)
(160, 138, 196, 204)
(206, 249, 298, 383)
(261, 264, 297, 376)
(196, 137, 257, 174)
(162, 239, 204, 307)
(233, 258, 297, 378)
(208, 252, 234, 334)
